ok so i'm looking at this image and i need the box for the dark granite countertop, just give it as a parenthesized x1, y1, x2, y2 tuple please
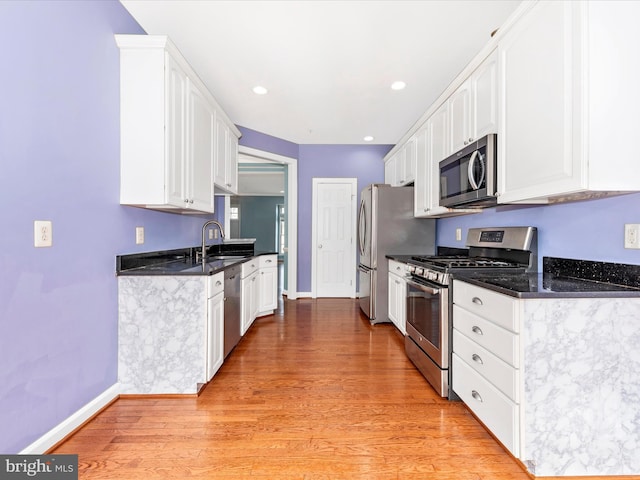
(116, 243, 277, 276)
(385, 254, 640, 298)
(455, 257, 640, 298)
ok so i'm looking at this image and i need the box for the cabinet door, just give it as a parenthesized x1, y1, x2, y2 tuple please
(207, 292, 224, 381)
(387, 272, 406, 335)
(402, 136, 417, 185)
(497, 1, 582, 203)
(240, 276, 251, 335)
(226, 133, 239, 193)
(165, 53, 188, 208)
(426, 102, 449, 214)
(449, 81, 472, 154)
(472, 50, 498, 140)
(214, 115, 229, 189)
(259, 266, 278, 314)
(384, 154, 397, 185)
(188, 80, 215, 213)
(251, 271, 259, 324)
(413, 126, 429, 217)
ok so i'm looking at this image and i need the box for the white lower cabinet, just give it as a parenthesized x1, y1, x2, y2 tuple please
(452, 279, 640, 477)
(452, 354, 519, 454)
(240, 258, 259, 336)
(118, 275, 224, 394)
(387, 260, 407, 335)
(258, 255, 278, 316)
(452, 280, 521, 457)
(206, 273, 224, 382)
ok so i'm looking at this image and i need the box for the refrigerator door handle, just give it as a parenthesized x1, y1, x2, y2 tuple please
(357, 198, 366, 256)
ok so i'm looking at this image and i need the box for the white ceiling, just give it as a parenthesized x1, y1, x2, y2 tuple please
(120, 0, 522, 145)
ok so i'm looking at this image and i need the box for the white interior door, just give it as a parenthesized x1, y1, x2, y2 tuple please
(312, 178, 357, 298)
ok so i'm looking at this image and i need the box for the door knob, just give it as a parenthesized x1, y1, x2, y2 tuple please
(318, 244, 323, 248)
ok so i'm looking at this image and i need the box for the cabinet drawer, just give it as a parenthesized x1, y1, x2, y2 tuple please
(258, 254, 277, 268)
(208, 272, 224, 298)
(453, 280, 519, 332)
(388, 259, 407, 276)
(453, 329, 519, 402)
(241, 257, 259, 278)
(452, 354, 519, 456)
(453, 305, 519, 367)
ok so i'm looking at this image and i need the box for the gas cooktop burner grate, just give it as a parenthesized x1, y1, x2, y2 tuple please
(410, 256, 520, 269)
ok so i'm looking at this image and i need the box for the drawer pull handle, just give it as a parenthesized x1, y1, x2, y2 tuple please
(471, 390, 483, 403)
(472, 297, 483, 306)
(472, 326, 483, 336)
(472, 353, 483, 365)
(215, 281, 222, 287)
(266, 259, 272, 263)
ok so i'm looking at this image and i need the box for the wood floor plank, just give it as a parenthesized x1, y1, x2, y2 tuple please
(51, 297, 615, 479)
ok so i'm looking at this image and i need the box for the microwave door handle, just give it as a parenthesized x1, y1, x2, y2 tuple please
(467, 150, 485, 190)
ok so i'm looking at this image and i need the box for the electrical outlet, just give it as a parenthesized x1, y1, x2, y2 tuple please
(34, 220, 52, 247)
(455, 228, 462, 242)
(208, 228, 215, 240)
(136, 226, 144, 245)
(625, 224, 640, 249)
(213, 228, 219, 239)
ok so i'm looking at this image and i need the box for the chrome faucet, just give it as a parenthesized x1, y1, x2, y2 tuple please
(198, 220, 225, 262)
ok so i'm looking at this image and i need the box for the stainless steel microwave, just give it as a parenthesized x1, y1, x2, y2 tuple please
(439, 134, 497, 208)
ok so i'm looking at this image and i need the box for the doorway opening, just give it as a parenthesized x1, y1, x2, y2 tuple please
(226, 147, 298, 299)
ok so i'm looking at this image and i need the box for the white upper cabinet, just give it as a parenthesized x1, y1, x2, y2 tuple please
(450, 50, 498, 155)
(214, 115, 239, 194)
(413, 126, 429, 216)
(384, 137, 416, 187)
(188, 79, 216, 212)
(471, 50, 498, 141)
(497, 0, 640, 204)
(449, 82, 472, 154)
(116, 35, 240, 214)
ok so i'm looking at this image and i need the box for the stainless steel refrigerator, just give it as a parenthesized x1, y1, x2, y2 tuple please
(358, 184, 435, 323)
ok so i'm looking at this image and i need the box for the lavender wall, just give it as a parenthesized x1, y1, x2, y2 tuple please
(0, 1, 218, 453)
(438, 193, 640, 270)
(298, 145, 393, 292)
(237, 125, 299, 159)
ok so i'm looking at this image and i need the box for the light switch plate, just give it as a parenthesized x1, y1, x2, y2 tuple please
(136, 226, 144, 245)
(34, 220, 52, 247)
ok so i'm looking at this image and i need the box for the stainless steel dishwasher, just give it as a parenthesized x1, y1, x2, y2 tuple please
(223, 265, 242, 358)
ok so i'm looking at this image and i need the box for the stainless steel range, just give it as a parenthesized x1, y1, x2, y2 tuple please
(404, 226, 538, 398)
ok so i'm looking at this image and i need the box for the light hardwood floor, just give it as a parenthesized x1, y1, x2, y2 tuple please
(51, 297, 629, 479)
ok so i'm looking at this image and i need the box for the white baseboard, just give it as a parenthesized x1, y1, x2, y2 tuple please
(20, 383, 121, 454)
(296, 292, 312, 298)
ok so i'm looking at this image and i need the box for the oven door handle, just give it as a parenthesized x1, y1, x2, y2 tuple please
(406, 279, 442, 295)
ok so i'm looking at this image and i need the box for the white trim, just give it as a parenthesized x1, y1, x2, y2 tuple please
(237, 146, 298, 300)
(223, 195, 231, 235)
(295, 292, 313, 298)
(311, 178, 358, 298)
(19, 383, 121, 454)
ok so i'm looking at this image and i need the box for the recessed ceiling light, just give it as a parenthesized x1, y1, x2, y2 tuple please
(252, 85, 268, 95)
(391, 81, 406, 91)
(364, 136, 374, 142)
